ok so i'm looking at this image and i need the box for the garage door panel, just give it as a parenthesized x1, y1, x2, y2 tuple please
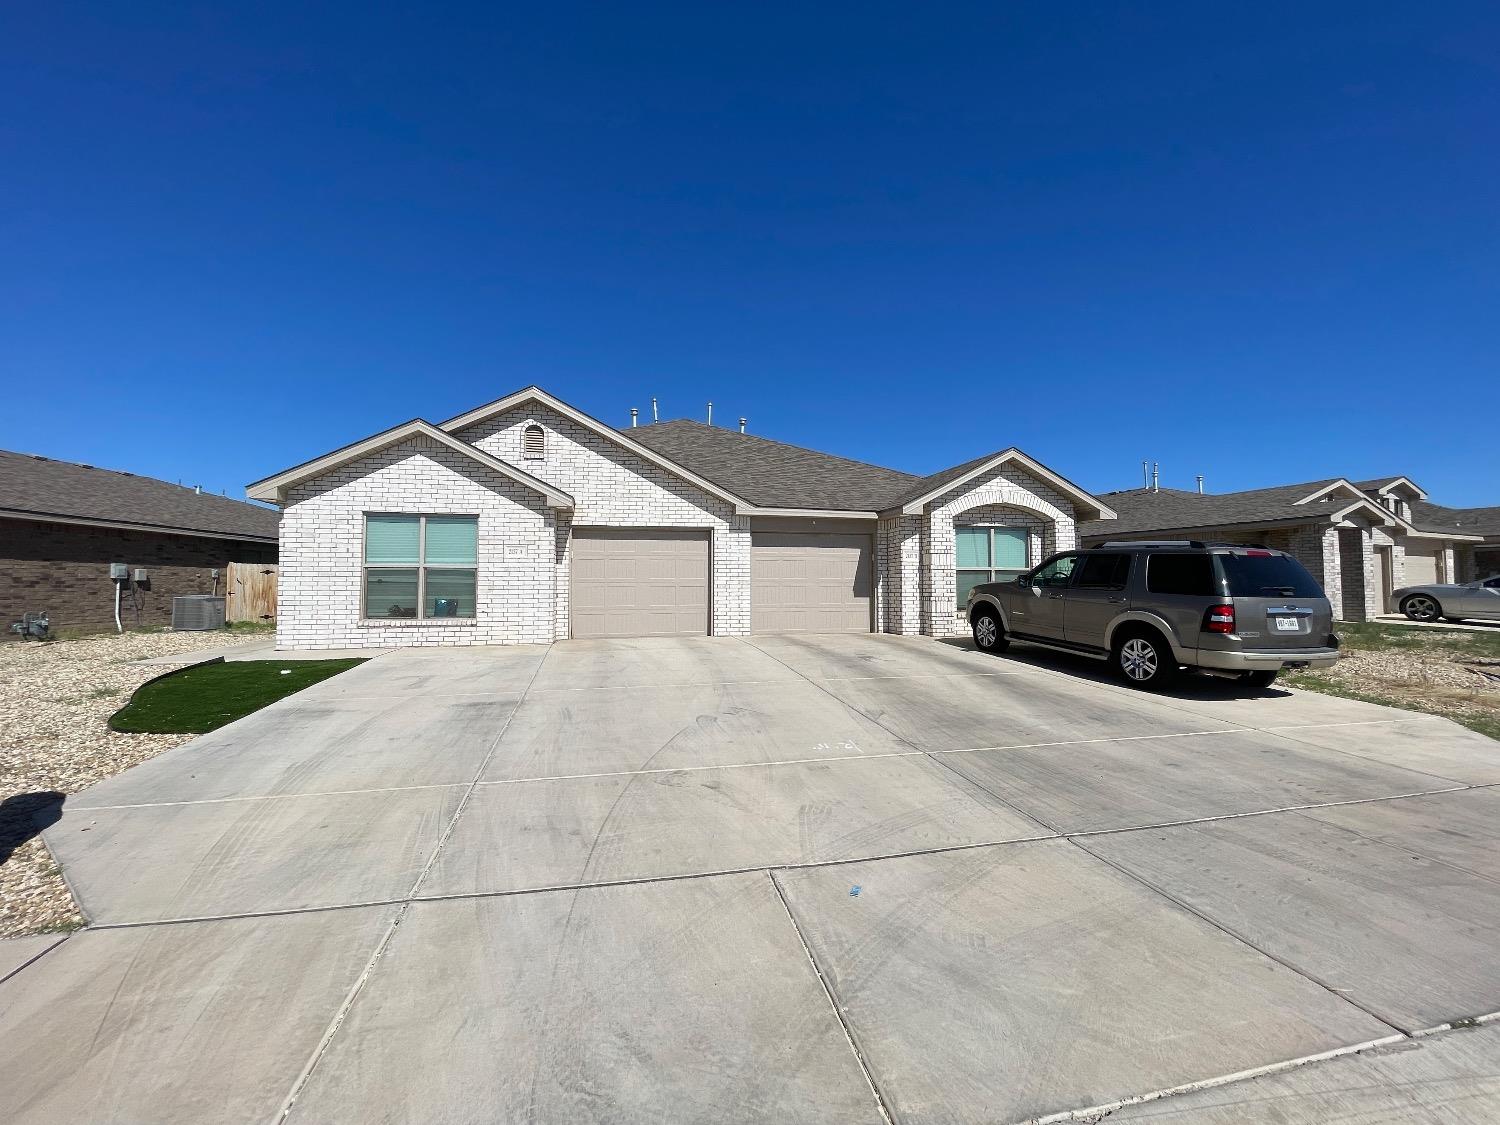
(571, 530, 709, 639)
(1405, 548, 1440, 587)
(752, 533, 873, 634)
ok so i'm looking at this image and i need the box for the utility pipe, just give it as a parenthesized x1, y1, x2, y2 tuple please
(114, 578, 123, 633)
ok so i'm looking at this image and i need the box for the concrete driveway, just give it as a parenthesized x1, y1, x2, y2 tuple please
(4, 635, 1500, 1123)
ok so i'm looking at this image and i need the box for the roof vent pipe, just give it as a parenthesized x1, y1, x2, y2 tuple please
(1142, 460, 1149, 489)
(1152, 462, 1160, 493)
(630, 408, 639, 428)
(194, 484, 202, 495)
(739, 417, 746, 434)
(651, 397, 658, 422)
(707, 401, 714, 426)
(1196, 474, 1204, 494)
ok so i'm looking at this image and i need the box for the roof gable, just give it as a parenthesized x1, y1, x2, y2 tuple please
(887, 449, 1116, 519)
(245, 420, 574, 508)
(1294, 479, 1372, 505)
(1354, 475, 1429, 500)
(442, 387, 752, 511)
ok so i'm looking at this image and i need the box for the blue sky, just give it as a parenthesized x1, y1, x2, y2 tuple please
(3, 4, 1497, 505)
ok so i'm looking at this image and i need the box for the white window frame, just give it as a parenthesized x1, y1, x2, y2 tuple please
(956, 524, 1031, 609)
(362, 513, 479, 621)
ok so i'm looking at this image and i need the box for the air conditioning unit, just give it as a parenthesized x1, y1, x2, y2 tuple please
(172, 595, 226, 631)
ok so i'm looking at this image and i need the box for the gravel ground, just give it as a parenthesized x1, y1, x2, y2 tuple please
(1291, 638, 1500, 734)
(0, 630, 260, 937)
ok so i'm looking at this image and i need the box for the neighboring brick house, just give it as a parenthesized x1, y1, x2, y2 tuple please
(247, 386, 1114, 649)
(1077, 475, 1493, 622)
(0, 449, 279, 635)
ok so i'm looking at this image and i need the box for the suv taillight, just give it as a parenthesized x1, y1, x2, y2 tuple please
(1203, 604, 1236, 634)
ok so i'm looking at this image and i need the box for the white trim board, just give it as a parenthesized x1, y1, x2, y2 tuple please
(245, 419, 575, 508)
(889, 448, 1117, 520)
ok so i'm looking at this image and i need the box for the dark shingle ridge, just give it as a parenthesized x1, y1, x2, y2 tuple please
(0, 448, 280, 539)
(627, 419, 919, 511)
(1084, 476, 1500, 540)
(1078, 479, 1351, 538)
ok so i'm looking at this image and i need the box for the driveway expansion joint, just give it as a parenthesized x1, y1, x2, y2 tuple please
(1021, 1031, 1407, 1125)
(1067, 833, 1411, 1037)
(768, 870, 896, 1125)
(274, 643, 554, 1124)
(74, 781, 1495, 932)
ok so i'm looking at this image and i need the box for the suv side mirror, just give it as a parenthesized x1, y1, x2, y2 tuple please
(1015, 575, 1031, 588)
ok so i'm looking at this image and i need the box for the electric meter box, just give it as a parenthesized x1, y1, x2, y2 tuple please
(109, 563, 129, 580)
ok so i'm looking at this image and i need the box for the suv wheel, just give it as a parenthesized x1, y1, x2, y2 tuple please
(1401, 594, 1442, 623)
(972, 609, 1009, 653)
(1113, 632, 1176, 690)
(1245, 670, 1279, 691)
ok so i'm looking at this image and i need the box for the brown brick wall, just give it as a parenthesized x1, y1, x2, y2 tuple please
(1, 517, 278, 635)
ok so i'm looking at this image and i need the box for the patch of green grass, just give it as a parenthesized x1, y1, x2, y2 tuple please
(109, 659, 365, 734)
(226, 620, 276, 634)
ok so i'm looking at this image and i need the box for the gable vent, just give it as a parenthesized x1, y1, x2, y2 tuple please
(522, 424, 545, 460)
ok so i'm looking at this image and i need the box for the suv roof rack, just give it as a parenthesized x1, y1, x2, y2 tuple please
(1096, 540, 1271, 550)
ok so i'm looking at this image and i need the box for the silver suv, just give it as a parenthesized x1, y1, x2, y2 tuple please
(964, 541, 1340, 691)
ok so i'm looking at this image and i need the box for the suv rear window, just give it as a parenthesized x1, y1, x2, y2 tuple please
(1219, 553, 1323, 598)
(1146, 553, 1216, 597)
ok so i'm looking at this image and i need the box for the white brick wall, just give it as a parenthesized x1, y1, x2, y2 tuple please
(876, 515, 922, 634)
(457, 405, 752, 637)
(276, 402, 1103, 646)
(276, 435, 555, 649)
(876, 465, 1077, 639)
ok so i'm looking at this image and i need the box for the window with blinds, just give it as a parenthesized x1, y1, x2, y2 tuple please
(363, 514, 478, 619)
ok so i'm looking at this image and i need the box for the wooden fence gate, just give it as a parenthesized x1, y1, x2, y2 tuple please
(225, 562, 278, 623)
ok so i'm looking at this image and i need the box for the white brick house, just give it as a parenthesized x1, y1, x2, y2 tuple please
(248, 387, 1113, 649)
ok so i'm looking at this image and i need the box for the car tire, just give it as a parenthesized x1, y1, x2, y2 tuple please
(971, 609, 1009, 653)
(1244, 670, 1279, 691)
(1112, 630, 1176, 690)
(1401, 594, 1443, 623)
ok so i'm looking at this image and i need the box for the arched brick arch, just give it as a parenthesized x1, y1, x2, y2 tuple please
(920, 472, 1077, 638)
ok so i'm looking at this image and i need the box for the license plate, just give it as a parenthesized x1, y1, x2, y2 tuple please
(1273, 616, 1301, 632)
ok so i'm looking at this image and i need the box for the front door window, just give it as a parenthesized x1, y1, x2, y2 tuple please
(956, 526, 1030, 608)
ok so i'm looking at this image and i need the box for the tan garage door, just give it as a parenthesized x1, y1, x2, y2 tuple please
(752, 533, 873, 634)
(570, 529, 709, 639)
(1405, 547, 1441, 587)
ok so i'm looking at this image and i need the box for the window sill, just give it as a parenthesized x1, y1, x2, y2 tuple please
(358, 618, 478, 628)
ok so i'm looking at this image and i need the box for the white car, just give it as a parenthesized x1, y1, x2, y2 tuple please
(1394, 576, 1500, 623)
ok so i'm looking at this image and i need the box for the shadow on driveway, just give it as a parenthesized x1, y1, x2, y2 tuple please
(937, 637, 1295, 701)
(0, 792, 66, 866)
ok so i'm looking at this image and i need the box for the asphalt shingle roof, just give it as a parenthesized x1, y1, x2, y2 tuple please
(1410, 500, 1500, 537)
(1077, 479, 1350, 538)
(882, 450, 1018, 510)
(0, 449, 280, 540)
(626, 420, 920, 511)
(1080, 475, 1500, 542)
